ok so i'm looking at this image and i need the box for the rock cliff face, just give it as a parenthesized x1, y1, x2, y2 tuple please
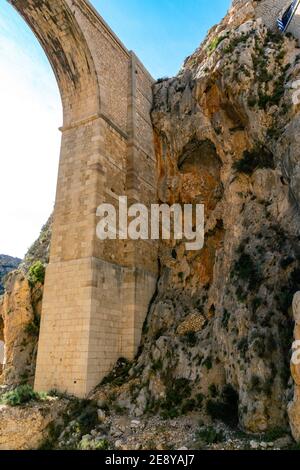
(106, 1, 300, 434)
(0, 216, 52, 386)
(0, 398, 67, 450)
(0, 255, 21, 295)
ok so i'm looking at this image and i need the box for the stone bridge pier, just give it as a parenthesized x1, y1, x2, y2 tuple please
(8, 0, 158, 397)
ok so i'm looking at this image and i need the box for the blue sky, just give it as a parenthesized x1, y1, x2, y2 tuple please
(92, 0, 230, 78)
(0, 0, 230, 258)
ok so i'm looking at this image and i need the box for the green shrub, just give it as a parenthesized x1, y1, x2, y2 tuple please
(160, 378, 193, 419)
(160, 407, 179, 420)
(233, 250, 262, 291)
(181, 398, 196, 414)
(236, 285, 247, 303)
(207, 35, 227, 54)
(40, 398, 100, 450)
(221, 309, 230, 330)
(250, 375, 262, 391)
(224, 33, 250, 54)
(237, 337, 248, 357)
(258, 92, 270, 110)
(195, 393, 204, 408)
(151, 358, 163, 372)
(248, 96, 257, 107)
(182, 331, 198, 347)
(71, 400, 99, 436)
(79, 437, 109, 450)
(0, 385, 46, 406)
(206, 384, 239, 427)
(234, 253, 255, 281)
(209, 384, 218, 398)
(277, 290, 294, 312)
(28, 261, 45, 285)
(234, 145, 274, 175)
(101, 357, 132, 386)
(25, 314, 40, 337)
(196, 426, 225, 444)
(252, 297, 262, 312)
(265, 30, 283, 44)
(165, 378, 191, 406)
(203, 356, 213, 370)
(262, 427, 288, 442)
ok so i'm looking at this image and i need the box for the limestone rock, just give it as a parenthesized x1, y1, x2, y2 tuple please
(0, 272, 43, 386)
(0, 399, 67, 450)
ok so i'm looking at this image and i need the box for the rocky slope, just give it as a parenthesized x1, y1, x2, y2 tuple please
(0, 255, 21, 295)
(0, 396, 68, 450)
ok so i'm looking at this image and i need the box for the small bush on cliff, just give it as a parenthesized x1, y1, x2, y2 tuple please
(224, 32, 250, 54)
(196, 426, 225, 444)
(221, 309, 231, 330)
(232, 245, 264, 293)
(101, 357, 132, 387)
(160, 378, 193, 419)
(207, 35, 227, 54)
(0, 385, 46, 406)
(233, 145, 274, 175)
(206, 384, 239, 427)
(234, 253, 256, 282)
(262, 427, 288, 442)
(182, 331, 198, 347)
(28, 261, 45, 285)
(79, 437, 109, 450)
(25, 314, 40, 337)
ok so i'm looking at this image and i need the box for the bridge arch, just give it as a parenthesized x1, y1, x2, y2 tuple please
(9, 0, 100, 127)
(6, 0, 158, 397)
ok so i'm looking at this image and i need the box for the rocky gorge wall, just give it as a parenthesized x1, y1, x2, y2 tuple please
(0, 217, 52, 387)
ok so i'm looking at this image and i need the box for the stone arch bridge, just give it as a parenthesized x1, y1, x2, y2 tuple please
(8, 0, 300, 399)
(8, 0, 158, 397)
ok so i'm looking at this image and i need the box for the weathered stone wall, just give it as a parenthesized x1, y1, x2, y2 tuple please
(0, 272, 42, 386)
(8, 0, 158, 397)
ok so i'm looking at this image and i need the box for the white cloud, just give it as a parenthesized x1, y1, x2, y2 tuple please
(0, 6, 62, 259)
